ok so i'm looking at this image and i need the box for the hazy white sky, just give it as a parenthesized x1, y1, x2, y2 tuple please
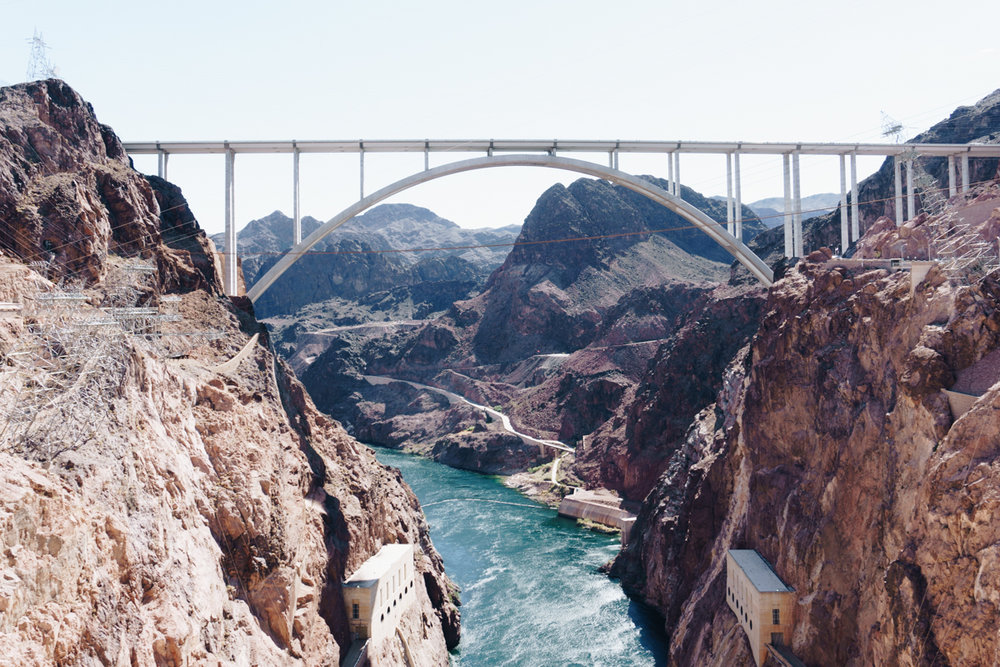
(3, 0, 999, 234)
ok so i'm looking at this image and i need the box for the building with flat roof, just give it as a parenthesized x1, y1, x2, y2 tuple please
(343, 544, 416, 644)
(726, 549, 795, 666)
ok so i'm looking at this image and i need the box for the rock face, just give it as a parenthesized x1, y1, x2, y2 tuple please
(573, 285, 765, 500)
(0, 80, 458, 665)
(0, 80, 159, 284)
(614, 230, 1000, 664)
(298, 176, 766, 494)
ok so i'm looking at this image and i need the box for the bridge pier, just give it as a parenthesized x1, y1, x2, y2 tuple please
(293, 145, 301, 245)
(839, 154, 848, 253)
(850, 153, 859, 242)
(360, 143, 365, 199)
(783, 154, 792, 258)
(792, 152, 803, 257)
(224, 147, 237, 296)
(156, 146, 168, 180)
(894, 156, 903, 226)
(667, 152, 674, 196)
(672, 152, 681, 198)
(948, 155, 957, 197)
(734, 152, 743, 242)
(726, 153, 734, 235)
(962, 153, 970, 193)
(906, 158, 916, 221)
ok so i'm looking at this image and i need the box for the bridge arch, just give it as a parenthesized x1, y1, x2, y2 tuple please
(245, 154, 774, 302)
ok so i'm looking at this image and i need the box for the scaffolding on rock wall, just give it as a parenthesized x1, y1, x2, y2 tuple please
(0, 258, 223, 459)
(925, 205, 1000, 281)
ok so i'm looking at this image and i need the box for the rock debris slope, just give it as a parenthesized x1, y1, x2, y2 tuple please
(0, 79, 458, 665)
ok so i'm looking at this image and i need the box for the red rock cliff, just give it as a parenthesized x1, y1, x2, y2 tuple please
(615, 226, 1000, 664)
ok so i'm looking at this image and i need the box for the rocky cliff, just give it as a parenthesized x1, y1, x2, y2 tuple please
(0, 79, 459, 665)
(614, 197, 1000, 664)
(298, 176, 767, 496)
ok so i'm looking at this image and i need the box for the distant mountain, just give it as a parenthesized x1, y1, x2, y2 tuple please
(748, 193, 841, 227)
(211, 211, 323, 281)
(215, 204, 521, 318)
(711, 193, 842, 229)
(299, 175, 767, 489)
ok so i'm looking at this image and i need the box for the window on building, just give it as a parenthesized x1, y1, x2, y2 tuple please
(352, 603, 359, 620)
(772, 608, 780, 625)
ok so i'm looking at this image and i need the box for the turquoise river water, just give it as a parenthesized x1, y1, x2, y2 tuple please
(372, 446, 667, 666)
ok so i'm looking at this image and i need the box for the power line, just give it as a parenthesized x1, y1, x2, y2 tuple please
(218, 178, 1000, 260)
(2, 148, 996, 288)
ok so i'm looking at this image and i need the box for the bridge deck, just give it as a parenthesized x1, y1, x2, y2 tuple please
(124, 138, 1000, 158)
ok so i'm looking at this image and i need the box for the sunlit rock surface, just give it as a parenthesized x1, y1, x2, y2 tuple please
(615, 246, 1000, 665)
(0, 79, 458, 665)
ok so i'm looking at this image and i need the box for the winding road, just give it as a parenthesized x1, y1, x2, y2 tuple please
(363, 375, 574, 454)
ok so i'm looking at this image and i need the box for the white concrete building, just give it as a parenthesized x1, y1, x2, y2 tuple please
(343, 544, 416, 644)
(726, 549, 795, 666)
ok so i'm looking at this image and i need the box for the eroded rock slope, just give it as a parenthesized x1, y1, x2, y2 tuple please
(0, 79, 458, 666)
(615, 230, 1000, 664)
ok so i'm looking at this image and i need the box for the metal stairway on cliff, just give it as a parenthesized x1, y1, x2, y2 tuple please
(927, 206, 999, 280)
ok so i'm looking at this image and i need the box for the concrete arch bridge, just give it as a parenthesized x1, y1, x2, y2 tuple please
(122, 139, 1000, 299)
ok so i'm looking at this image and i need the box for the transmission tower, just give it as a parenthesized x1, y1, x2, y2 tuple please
(880, 111, 904, 143)
(26, 29, 56, 81)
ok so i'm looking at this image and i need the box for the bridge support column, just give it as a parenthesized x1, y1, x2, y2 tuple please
(783, 154, 792, 258)
(667, 152, 674, 196)
(792, 152, 803, 257)
(839, 154, 848, 254)
(948, 155, 957, 197)
(673, 152, 681, 198)
(961, 153, 970, 193)
(157, 148, 168, 180)
(894, 156, 903, 226)
(424, 140, 430, 171)
(360, 144, 365, 199)
(726, 153, 734, 235)
(906, 158, 916, 221)
(293, 145, 301, 245)
(734, 152, 742, 242)
(224, 147, 237, 296)
(850, 153, 859, 242)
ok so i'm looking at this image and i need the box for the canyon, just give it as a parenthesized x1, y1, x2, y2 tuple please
(3, 74, 1000, 667)
(264, 88, 1000, 665)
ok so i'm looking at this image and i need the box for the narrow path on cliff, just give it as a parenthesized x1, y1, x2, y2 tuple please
(363, 374, 575, 453)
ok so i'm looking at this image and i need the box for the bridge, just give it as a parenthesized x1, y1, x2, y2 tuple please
(122, 139, 1000, 299)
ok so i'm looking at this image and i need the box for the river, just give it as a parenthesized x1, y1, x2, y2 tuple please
(372, 446, 668, 666)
